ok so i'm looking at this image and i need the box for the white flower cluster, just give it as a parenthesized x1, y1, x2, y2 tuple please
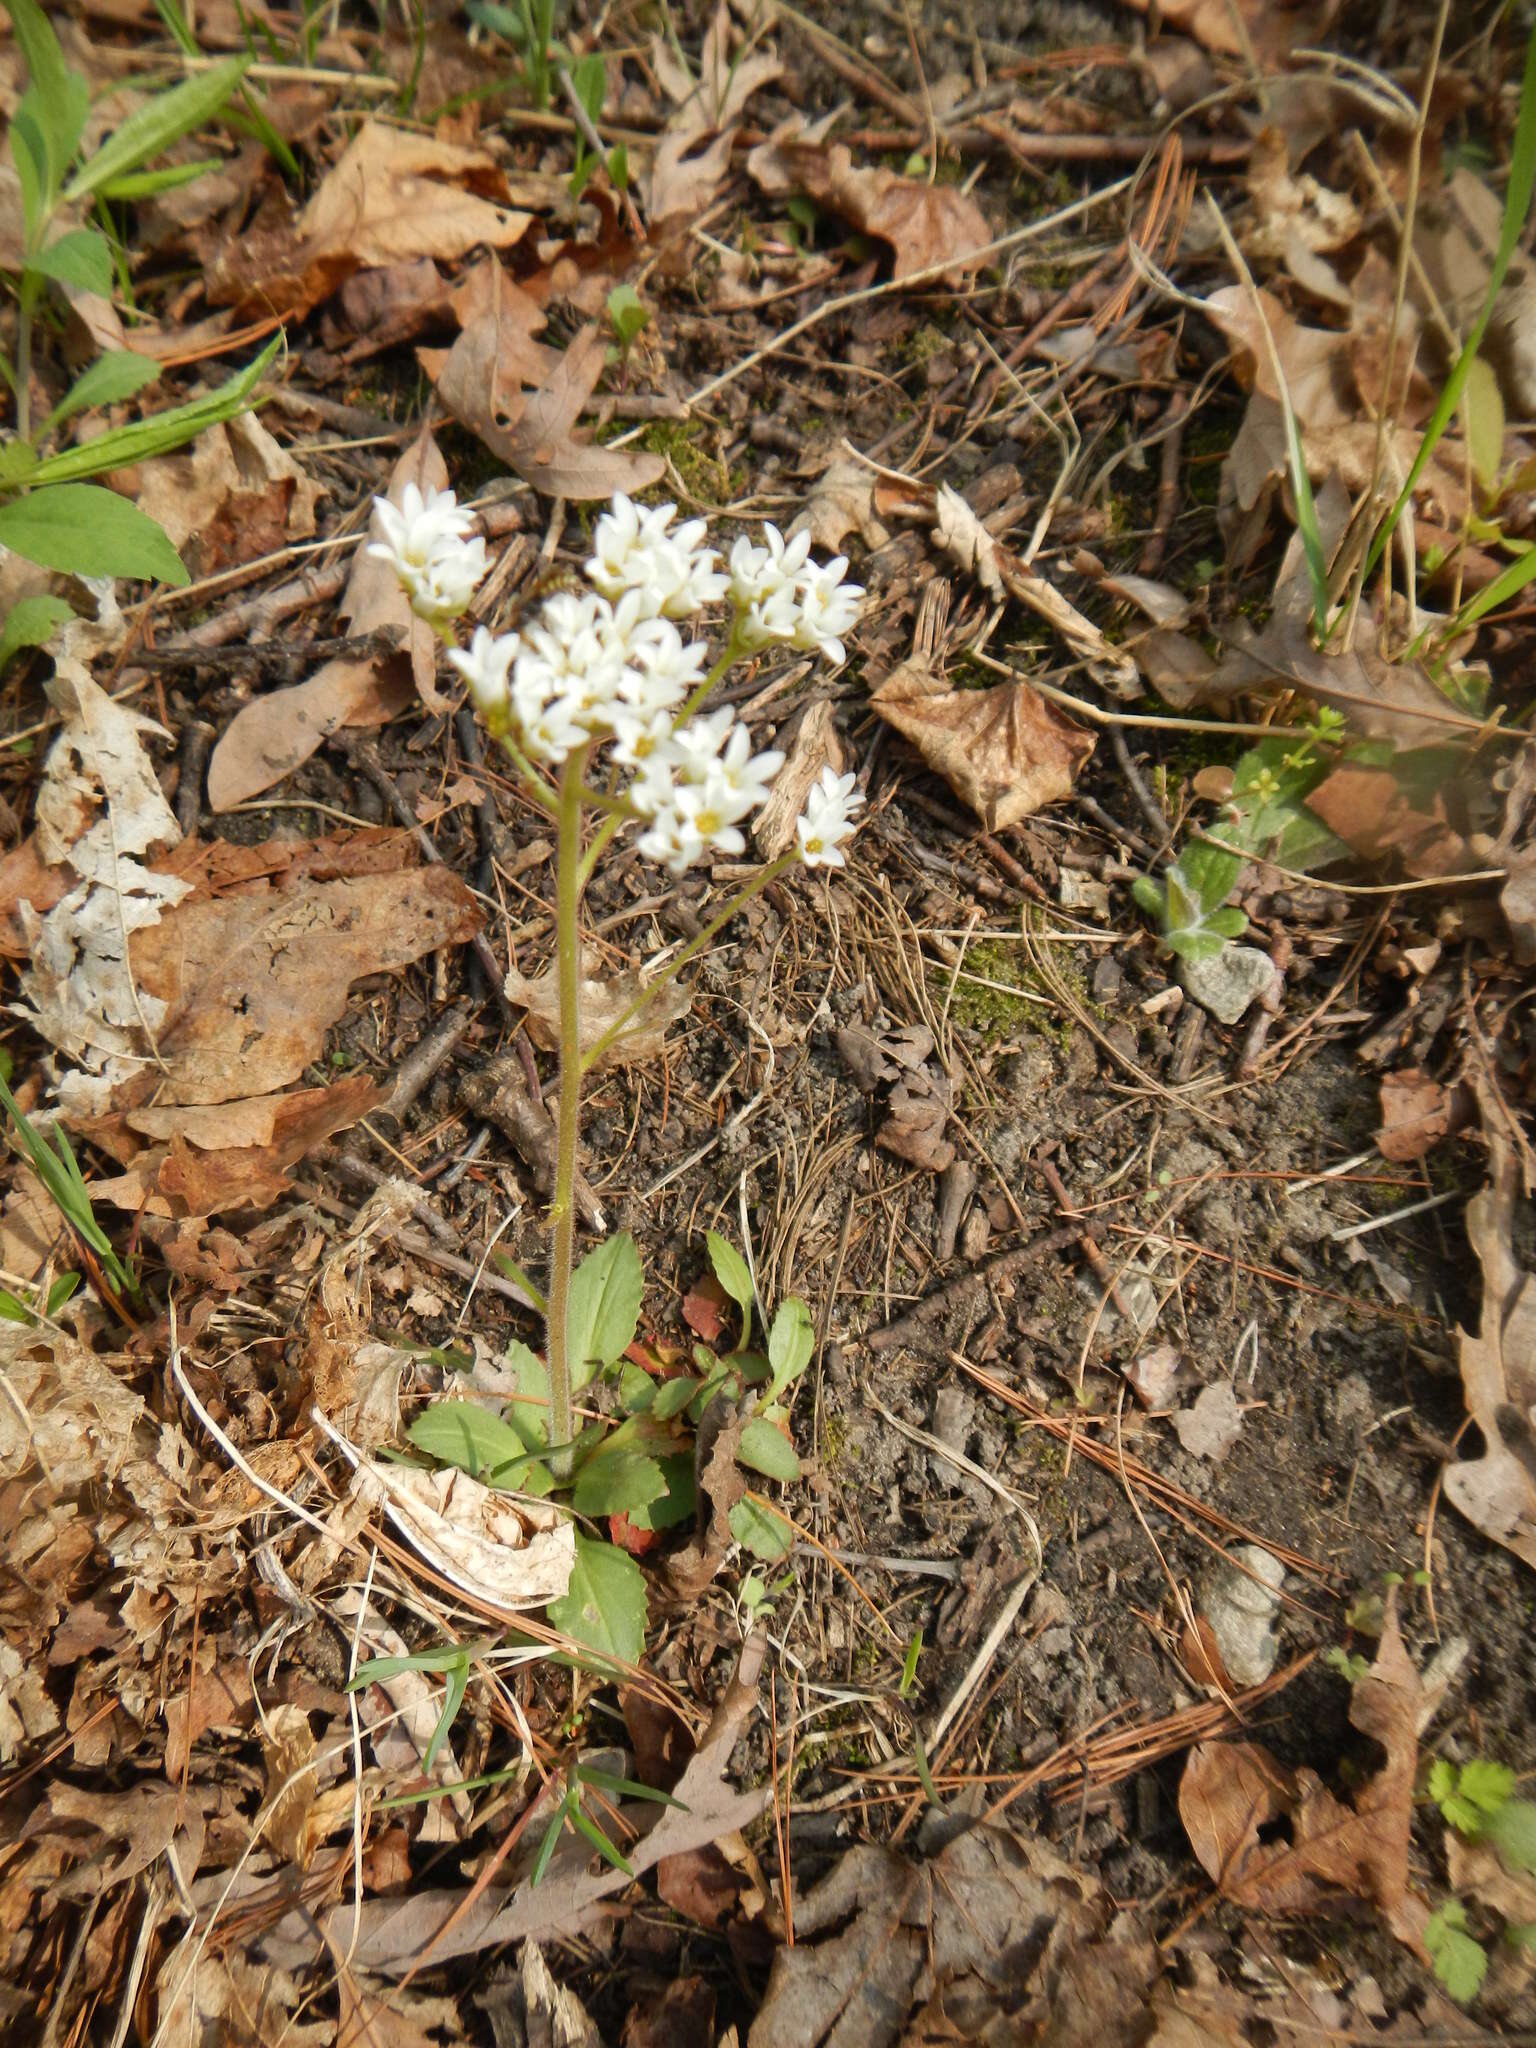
(367, 483, 487, 627)
(369, 488, 866, 871)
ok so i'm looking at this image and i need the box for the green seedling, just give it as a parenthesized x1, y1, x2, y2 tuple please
(1421, 1754, 1536, 2000)
(468, 0, 568, 110)
(0, 1062, 136, 1305)
(606, 284, 648, 364)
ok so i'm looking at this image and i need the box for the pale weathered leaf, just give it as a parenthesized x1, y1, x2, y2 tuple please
(748, 129, 992, 282)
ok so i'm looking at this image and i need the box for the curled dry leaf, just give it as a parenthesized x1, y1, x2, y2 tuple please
(1179, 1591, 1427, 1952)
(1441, 1096, 1536, 1573)
(311, 1408, 575, 1614)
(211, 120, 536, 323)
(1173, 1381, 1243, 1463)
(1303, 760, 1475, 878)
(17, 658, 193, 1114)
(748, 128, 992, 282)
(872, 658, 1094, 832)
(421, 266, 665, 500)
(793, 457, 890, 556)
(209, 428, 451, 810)
(1245, 124, 1362, 266)
(505, 949, 693, 1070)
(648, 1, 782, 224)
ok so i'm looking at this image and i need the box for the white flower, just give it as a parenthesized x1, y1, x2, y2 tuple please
(510, 656, 588, 765)
(448, 626, 516, 728)
(667, 707, 736, 781)
(587, 494, 726, 619)
(623, 620, 709, 714)
(795, 766, 863, 869)
(637, 804, 707, 873)
(735, 583, 801, 653)
(790, 557, 863, 666)
(368, 484, 486, 623)
(711, 723, 784, 818)
(728, 523, 811, 608)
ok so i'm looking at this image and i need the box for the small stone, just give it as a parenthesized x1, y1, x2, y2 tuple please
(1180, 944, 1279, 1024)
(1200, 1544, 1285, 1686)
(960, 1205, 991, 1261)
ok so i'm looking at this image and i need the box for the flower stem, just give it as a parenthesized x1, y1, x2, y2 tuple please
(676, 631, 744, 726)
(580, 851, 798, 1074)
(544, 744, 590, 1483)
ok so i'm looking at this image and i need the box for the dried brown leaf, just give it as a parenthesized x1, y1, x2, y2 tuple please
(211, 120, 535, 322)
(1179, 1593, 1425, 1948)
(424, 300, 664, 499)
(1376, 1068, 1455, 1163)
(1442, 1095, 1536, 1572)
(125, 864, 479, 1109)
(208, 429, 449, 809)
(872, 663, 1094, 831)
(1303, 761, 1474, 876)
(649, 2, 782, 222)
(1118, 0, 1338, 61)
(748, 131, 991, 282)
(505, 950, 692, 1070)
(753, 697, 843, 859)
(124, 412, 321, 580)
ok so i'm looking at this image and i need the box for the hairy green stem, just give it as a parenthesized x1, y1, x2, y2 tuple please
(14, 274, 40, 446)
(581, 851, 798, 1074)
(543, 744, 590, 1482)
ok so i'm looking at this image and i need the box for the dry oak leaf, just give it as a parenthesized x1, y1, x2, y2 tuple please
(125, 864, 480, 1108)
(210, 120, 535, 322)
(872, 658, 1094, 831)
(748, 1825, 1153, 2048)
(1179, 1592, 1427, 1952)
(208, 429, 451, 810)
(1442, 1098, 1536, 1572)
(747, 131, 992, 282)
(648, 0, 783, 223)
(1303, 760, 1475, 878)
(422, 280, 664, 500)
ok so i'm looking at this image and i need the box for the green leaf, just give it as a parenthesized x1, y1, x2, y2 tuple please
(1486, 1797, 1536, 1877)
(44, 1271, 79, 1316)
(706, 1231, 754, 1343)
(567, 1797, 633, 1875)
(65, 55, 251, 202)
(737, 1416, 800, 1483)
(29, 227, 114, 294)
(1508, 1922, 1536, 1953)
(5, 0, 74, 121)
(7, 6, 88, 197)
(1180, 838, 1243, 915)
(0, 594, 73, 673)
(27, 335, 280, 486)
(766, 1296, 814, 1405)
(573, 51, 605, 122)
(407, 1401, 537, 1486)
(651, 1376, 697, 1421)
(575, 1764, 684, 1808)
(503, 1339, 550, 1450)
(40, 350, 161, 442)
(728, 1496, 794, 1561)
(11, 101, 50, 245)
(546, 1532, 647, 1666)
(1130, 875, 1165, 922)
(529, 1801, 566, 1886)
(1454, 1758, 1516, 1821)
(1425, 1900, 1487, 2004)
(0, 1290, 33, 1324)
(571, 1436, 667, 1518)
(1461, 354, 1506, 495)
(96, 156, 221, 201)
(617, 1360, 655, 1413)
(626, 1453, 696, 1531)
(423, 1650, 470, 1769)
(567, 1232, 642, 1388)
(0, 484, 188, 585)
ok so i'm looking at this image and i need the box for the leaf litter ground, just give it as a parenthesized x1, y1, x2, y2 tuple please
(2, 1, 1536, 2043)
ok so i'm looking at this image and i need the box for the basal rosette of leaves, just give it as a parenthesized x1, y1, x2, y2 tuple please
(370, 485, 863, 1672)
